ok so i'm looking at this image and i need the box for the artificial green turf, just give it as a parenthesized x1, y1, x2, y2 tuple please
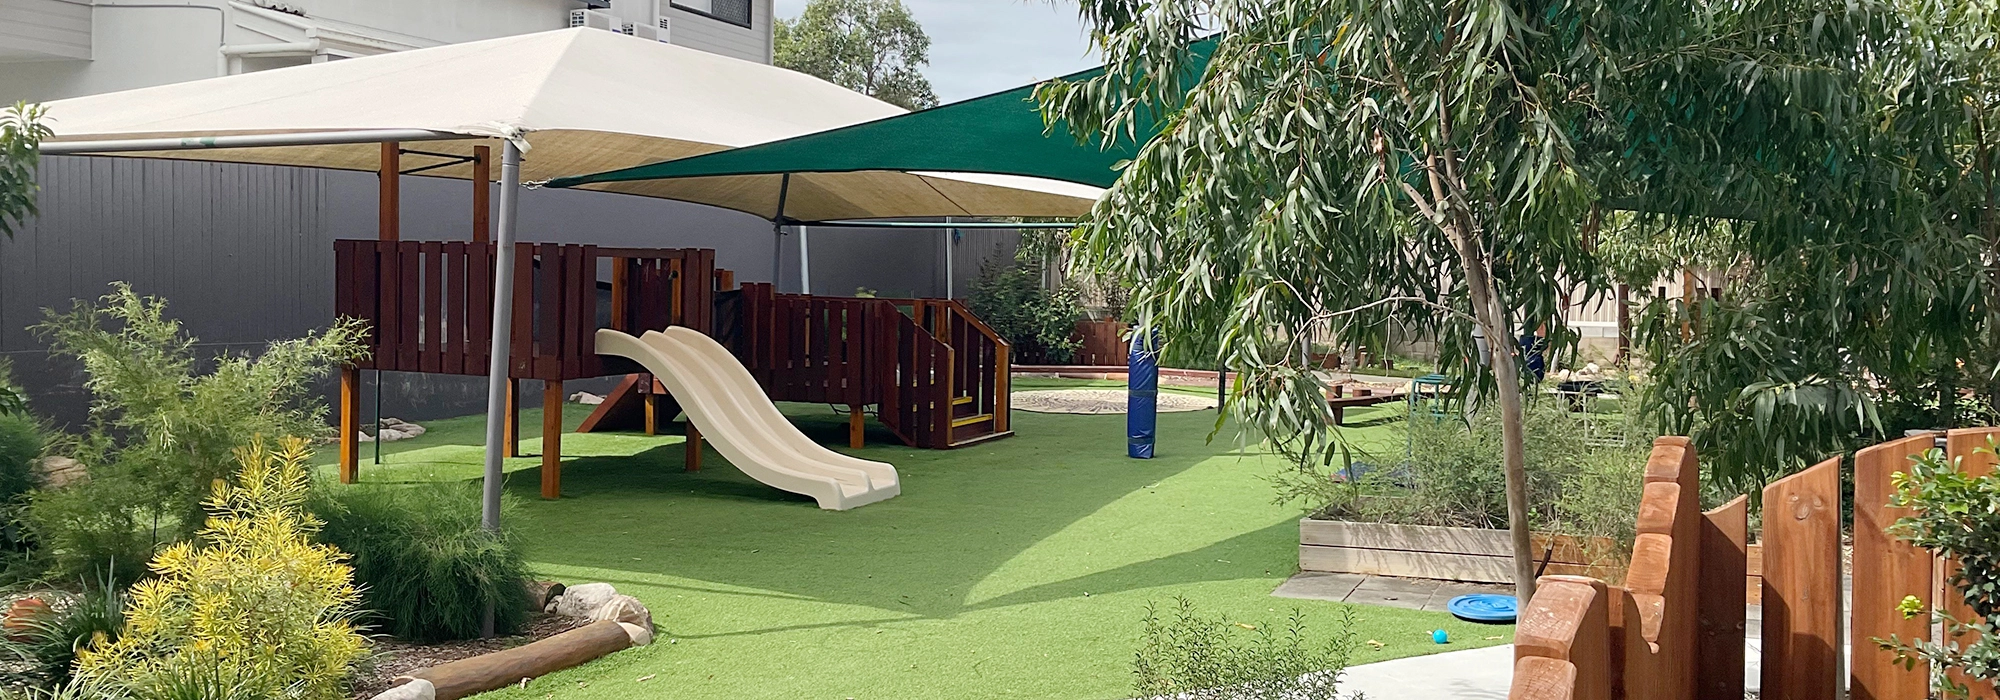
(321, 381, 1509, 700)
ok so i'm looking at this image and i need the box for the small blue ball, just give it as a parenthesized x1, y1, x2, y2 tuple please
(1431, 629, 1449, 644)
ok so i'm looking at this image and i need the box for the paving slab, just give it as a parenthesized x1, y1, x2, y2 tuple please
(1272, 572, 1367, 602)
(1274, 572, 1509, 613)
(1342, 576, 1442, 611)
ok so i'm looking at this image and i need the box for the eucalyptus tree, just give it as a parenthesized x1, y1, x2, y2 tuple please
(775, 0, 939, 110)
(1037, 0, 1874, 600)
(1615, 1, 2000, 491)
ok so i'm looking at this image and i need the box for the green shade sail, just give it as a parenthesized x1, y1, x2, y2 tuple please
(546, 39, 1216, 194)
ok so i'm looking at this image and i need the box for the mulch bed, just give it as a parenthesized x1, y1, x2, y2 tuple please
(349, 613, 588, 699)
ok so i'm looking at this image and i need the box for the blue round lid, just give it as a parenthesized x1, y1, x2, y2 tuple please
(1446, 593, 1518, 623)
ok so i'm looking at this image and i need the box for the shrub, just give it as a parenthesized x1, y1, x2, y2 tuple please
(75, 438, 365, 700)
(1297, 395, 1653, 546)
(0, 412, 44, 503)
(0, 359, 26, 417)
(1880, 442, 2000, 697)
(309, 483, 534, 643)
(25, 284, 366, 580)
(968, 258, 1084, 364)
(1133, 597, 1354, 700)
(0, 411, 45, 557)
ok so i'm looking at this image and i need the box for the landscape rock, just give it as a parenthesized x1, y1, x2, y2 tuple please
(381, 418, 426, 436)
(619, 621, 654, 646)
(571, 392, 605, 405)
(376, 428, 411, 442)
(33, 456, 87, 489)
(357, 431, 374, 443)
(550, 582, 618, 617)
(526, 580, 567, 612)
(587, 594, 653, 630)
(369, 679, 435, 700)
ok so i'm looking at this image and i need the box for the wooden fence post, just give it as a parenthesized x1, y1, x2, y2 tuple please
(1510, 657, 1578, 700)
(1760, 457, 1843, 700)
(1697, 496, 1748, 700)
(1515, 575, 1612, 700)
(1853, 434, 1936, 700)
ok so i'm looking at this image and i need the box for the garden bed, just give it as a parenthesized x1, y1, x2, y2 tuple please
(349, 613, 587, 699)
(1298, 519, 1625, 584)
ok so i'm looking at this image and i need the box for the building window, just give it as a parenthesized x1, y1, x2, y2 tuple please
(673, 0, 752, 28)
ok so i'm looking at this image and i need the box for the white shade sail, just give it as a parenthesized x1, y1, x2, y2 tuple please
(39, 27, 1099, 220)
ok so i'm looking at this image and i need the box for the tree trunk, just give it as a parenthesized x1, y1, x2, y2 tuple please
(1447, 230, 1537, 606)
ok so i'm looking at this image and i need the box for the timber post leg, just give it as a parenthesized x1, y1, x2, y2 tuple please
(339, 366, 360, 484)
(849, 405, 865, 449)
(685, 422, 702, 472)
(643, 376, 658, 437)
(541, 380, 563, 499)
(504, 379, 521, 458)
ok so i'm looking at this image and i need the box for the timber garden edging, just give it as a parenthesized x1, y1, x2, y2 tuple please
(1298, 519, 1625, 584)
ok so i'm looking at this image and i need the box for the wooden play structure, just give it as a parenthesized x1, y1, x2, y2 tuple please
(578, 282, 1013, 450)
(333, 239, 1013, 498)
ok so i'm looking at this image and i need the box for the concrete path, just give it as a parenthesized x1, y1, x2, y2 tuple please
(1339, 644, 1516, 700)
(1275, 572, 1807, 697)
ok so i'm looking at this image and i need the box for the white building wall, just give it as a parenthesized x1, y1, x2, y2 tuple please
(0, 0, 774, 104)
(0, 3, 228, 102)
(0, 0, 91, 61)
(662, 0, 772, 63)
(293, 0, 567, 45)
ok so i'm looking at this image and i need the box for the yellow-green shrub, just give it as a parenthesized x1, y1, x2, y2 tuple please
(75, 437, 365, 700)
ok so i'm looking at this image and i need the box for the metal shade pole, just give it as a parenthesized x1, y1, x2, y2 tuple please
(475, 139, 522, 639)
(798, 225, 811, 294)
(772, 173, 791, 290)
(480, 140, 524, 533)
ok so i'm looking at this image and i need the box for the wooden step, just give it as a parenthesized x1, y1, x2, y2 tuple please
(946, 430, 1015, 449)
(951, 413, 994, 429)
(951, 395, 981, 418)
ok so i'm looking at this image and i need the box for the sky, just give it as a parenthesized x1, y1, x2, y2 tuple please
(771, 0, 1101, 103)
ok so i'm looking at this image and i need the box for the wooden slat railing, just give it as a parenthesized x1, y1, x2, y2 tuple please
(1509, 428, 2000, 700)
(335, 240, 719, 382)
(878, 300, 954, 448)
(729, 284, 1009, 449)
(938, 301, 1011, 435)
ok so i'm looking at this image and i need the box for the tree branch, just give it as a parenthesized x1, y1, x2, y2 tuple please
(1315, 295, 1473, 322)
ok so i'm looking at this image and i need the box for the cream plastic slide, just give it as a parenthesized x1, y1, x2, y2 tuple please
(593, 327, 899, 510)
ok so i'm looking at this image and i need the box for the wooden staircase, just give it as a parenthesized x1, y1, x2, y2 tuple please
(731, 284, 1012, 449)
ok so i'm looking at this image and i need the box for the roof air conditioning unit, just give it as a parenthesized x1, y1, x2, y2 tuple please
(568, 8, 623, 31)
(632, 20, 671, 43)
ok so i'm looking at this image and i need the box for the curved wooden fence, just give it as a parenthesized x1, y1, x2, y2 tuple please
(1510, 428, 2000, 700)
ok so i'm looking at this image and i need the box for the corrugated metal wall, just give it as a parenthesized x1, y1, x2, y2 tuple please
(2, 155, 1015, 428)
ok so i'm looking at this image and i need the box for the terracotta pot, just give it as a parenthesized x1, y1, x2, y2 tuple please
(4, 597, 50, 641)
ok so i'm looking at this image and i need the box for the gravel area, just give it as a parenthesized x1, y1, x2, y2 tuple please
(1013, 389, 1218, 414)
